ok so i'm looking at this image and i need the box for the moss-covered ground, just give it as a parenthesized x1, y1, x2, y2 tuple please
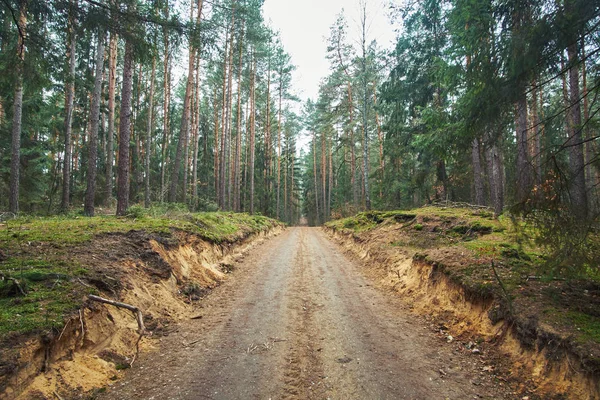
(0, 208, 280, 341)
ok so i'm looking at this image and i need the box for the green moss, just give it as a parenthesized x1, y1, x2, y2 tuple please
(0, 210, 280, 341)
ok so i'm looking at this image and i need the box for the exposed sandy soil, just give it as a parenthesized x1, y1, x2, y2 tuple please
(99, 227, 513, 399)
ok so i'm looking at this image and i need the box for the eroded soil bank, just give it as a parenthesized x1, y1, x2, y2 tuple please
(98, 227, 513, 400)
(0, 216, 282, 400)
(324, 211, 600, 400)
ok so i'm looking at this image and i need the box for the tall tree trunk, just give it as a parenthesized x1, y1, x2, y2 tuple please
(145, 56, 156, 208)
(472, 137, 485, 205)
(373, 85, 384, 200)
(348, 84, 357, 208)
(131, 63, 143, 202)
(328, 136, 333, 219)
(321, 131, 326, 221)
(219, 26, 230, 209)
(116, 38, 134, 216)
(169, 1, 196, 203)
(191, 0, 204, 208)
(313, 133, 319, 225)
(581, 38, 594, 205)
(234, 25, 244, 212)
(515, 92, 531, 203)
(360, 2, 371, 211)
(567, 40, 587, 219)
(192, 52, 201, 208)
(160, 2, 171, 202)
(284, 139, 288, 222)
(276, 63, 283, 218)
(264, 53, 272, 214)
(61, 0, 76, 212)
(9, 2, 26, 214)
(84, 30, 105, 216)
(225, 18, 235, 210)
(249, 54, 256, 214)
(213, 86, 220, 202)
(105, 27, 117, 206)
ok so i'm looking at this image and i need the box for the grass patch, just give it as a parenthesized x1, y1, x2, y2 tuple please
(0, 208, 281, 341)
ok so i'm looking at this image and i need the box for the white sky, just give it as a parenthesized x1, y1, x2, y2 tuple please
(262, 0, 397, 103)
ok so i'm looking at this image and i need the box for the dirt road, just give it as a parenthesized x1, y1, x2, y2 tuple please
(102, 227, 511, 399)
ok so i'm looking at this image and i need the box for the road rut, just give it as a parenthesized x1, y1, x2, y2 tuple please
(102, 227, 511, 399)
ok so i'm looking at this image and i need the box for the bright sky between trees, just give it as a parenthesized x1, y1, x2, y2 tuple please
(262, 0, 397, 103)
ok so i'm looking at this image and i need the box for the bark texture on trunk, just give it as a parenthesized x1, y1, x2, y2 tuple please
(515, 93, 531, 203)
(567, 41, 587, 219)
(145, 57, 156, 208)
(61, 0, 76, 212)
(105, 29, 118, 206)
(9, 3, 26, 214)
(84, 31, 105, 216)
(116, 39, 134, 216)
(472, 138, 485, 205)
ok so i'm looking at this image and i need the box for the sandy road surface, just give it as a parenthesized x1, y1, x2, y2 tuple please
(101, 227, 511, 399)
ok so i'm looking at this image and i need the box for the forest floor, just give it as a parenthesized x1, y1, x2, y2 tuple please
(98, 227, 515, 400)
(2, 207, 598, 399)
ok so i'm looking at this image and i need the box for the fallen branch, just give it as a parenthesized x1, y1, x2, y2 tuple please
(88, 295, 146, 366)
(0, 271, 26, 296)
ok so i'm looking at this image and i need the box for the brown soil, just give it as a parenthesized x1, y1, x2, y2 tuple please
(98, 227, 513, 400)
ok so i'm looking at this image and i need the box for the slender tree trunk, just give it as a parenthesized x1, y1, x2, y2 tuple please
(160, 3, 171, 202)
(360, 2, 371, 211)
(328, 136, 333, 219)
(169, 1, 196, 203)
(213, 86, 220, 202)
(192, 52, 202, 208)
(581, 38, 594, 204)
(131, 63, 143, 202)
(234, 25, 244, 212)
(264, 53, 272, 214)
(290, 148, 295, 224)
(284, 139, 288, 222)
(321, 131, 326, 221)
(145, 56, 156, 208)
(9, 2, 26, 214)
(225, 19, 235, 210)
(116, 38, 135, 216)
(373, 85, 384, 200)
(105, 27, 117, 206)
(486, 138, 504, 216)
(219, 27, 230, 209)
(515, 92, 531, 203)
(276, 66, 283, 219)
(61, 0, 76, 212)
(249, 54, 256, 214)
(313, 133, 319, 225)
(472, 138, 485, 205)
(84, 30, 105, 216)
(567, 40, 587, 219)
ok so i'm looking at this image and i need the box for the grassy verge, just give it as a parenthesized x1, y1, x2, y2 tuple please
(326, 206, 600, 357)
(0, 208, 281, 341)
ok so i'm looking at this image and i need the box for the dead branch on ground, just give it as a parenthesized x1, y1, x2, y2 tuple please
(88, 295, 146, 366)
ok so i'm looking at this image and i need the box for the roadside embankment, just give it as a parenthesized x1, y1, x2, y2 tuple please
(324, 206, 600, 399)
(0, 210, 283, 399)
